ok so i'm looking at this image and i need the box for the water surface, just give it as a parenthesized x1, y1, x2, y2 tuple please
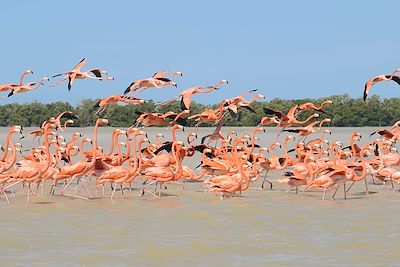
(0, 127, 398, 266)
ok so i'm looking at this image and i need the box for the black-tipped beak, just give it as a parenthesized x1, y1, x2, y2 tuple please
(0, 147, 3, 152)
(19, 136, 25, 140)
(90, 141, 93, 145)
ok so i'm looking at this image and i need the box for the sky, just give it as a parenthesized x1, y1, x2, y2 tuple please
(1, 0, 399, 105)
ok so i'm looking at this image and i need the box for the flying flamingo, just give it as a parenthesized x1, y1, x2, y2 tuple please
(298, 100, 333, 114)
(53, 111, 78, 131)
(123, 70, 182, 96)
(7, 77, 50, 97)
(52, 58, 113, 91)
(283, 118, 331, 142)
(160, 80, 227, 110)
(94, 95, 145, 115)
(0, 69, 33, 93)
(363, 74, 400, 101)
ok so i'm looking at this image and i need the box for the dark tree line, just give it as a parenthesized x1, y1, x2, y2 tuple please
(0, 94, 398, 127)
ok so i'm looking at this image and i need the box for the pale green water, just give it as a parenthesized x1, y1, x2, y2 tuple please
(0, 127, 399, 266)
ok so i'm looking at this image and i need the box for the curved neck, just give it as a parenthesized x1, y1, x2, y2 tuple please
(19, 72, 29, 86)
(131, 133, 139, 174)
(234, 141, 249, 191)
(352, 147, 367, 180)
(122, 135, 131, 162)
(172, 142, 183, 179)
(87, 121, 101, 169)
(1, 130, 13, 161)
(296, 114, 316, 124)
(4, 137, 16, 170)
(107, 131, 117, 156)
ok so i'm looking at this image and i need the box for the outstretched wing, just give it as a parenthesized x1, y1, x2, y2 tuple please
(152, 70, 168, 78)
(72, 58, 87, 71)
(241, 105, 256, 113)
(263, 107, 285, 119)
(155, 77, 172, 83)
(389, 75, 400, 85)
(57, 111, 78, 120)
(89, 69, 103, 78)
(282, 129, 301, 133)
(124, 81, 139, 94)
(154, 142, 173, 154)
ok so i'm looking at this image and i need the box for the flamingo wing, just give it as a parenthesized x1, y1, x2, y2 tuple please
(72, 58, 87, 71)
(152, 70, 168, 78)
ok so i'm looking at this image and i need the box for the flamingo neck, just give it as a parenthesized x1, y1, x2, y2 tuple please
(107, 131, 117, 156)
(87, 121, 101, 169)
(1, 130, 12, 161)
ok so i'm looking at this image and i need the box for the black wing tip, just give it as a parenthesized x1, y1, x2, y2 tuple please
(93, 99, 101, 108)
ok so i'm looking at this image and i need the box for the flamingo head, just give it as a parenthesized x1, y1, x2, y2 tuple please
(173, 71, 183, 77)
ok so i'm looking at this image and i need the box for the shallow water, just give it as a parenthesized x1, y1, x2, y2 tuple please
(0, 126, 399, 266)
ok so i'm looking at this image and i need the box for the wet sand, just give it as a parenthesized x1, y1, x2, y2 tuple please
(0, 127, 399, 266)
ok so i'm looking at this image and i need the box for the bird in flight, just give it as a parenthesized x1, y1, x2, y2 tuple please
(51, 58, 113, 91)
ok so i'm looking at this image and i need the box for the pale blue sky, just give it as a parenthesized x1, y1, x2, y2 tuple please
(1, 0, 399, 105)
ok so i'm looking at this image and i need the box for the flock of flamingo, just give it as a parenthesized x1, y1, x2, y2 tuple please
(0, 58, 399, 203)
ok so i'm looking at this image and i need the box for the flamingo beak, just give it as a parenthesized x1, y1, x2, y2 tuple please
(19, 136, 25, 140)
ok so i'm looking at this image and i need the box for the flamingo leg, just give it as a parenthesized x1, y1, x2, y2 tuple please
(61, 176, 76, 195)
(111, 185, 117, 199)
(346, 181, 355, 193)
(120, 184, 124, 198)
(81, 179, 93, 198)
(364, 178, 369, 195)
(2, 188, 9, 204)
(27, 183, 31, 203)
(322, 188, 327, 200)
(331, 185, 340, 200)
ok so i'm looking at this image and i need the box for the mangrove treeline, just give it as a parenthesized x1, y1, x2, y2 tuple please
(0, 94, 398, 127)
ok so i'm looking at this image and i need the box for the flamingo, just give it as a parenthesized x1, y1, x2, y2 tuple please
(57, 118, 109, 199)
(363, 74, 400, 101)
(94, 95, 145, 115)
(140, 141, 185, 197)
(0, 69, 33, 93)
(52, 58, 113, 91)
(7, 77, 49, 97)
(160, 80, 227, 110)
(298, 100, 333, 114)
(123, 71, 182, 96)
